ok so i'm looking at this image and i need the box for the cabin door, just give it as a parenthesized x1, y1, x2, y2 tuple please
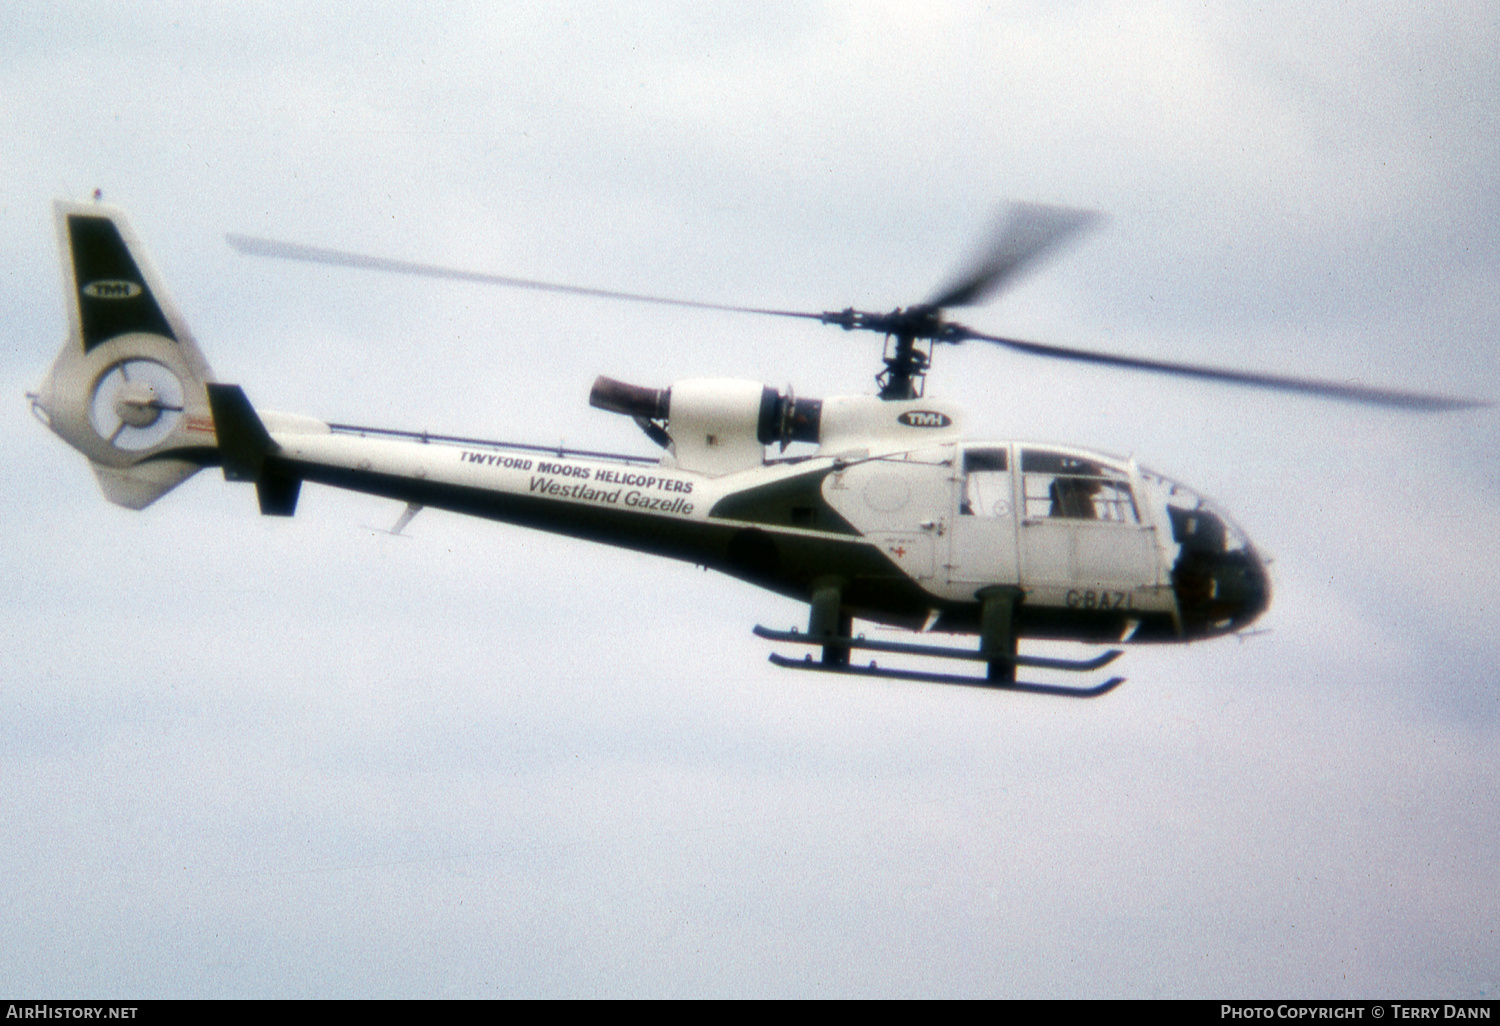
(946, 445, 1020, 589)
(1016, 448, 1159, 596)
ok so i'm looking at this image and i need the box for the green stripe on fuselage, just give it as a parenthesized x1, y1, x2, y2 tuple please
(707, 466, 859, 536)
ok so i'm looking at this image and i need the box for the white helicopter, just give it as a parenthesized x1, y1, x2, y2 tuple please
(30, 199, 1487, 697)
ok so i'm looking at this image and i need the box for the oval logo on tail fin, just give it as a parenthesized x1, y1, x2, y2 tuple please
(82, 280, 143, 299)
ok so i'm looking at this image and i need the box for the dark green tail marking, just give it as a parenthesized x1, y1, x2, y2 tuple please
(68, 214, 176, 351)
(708, 466, 859, 535)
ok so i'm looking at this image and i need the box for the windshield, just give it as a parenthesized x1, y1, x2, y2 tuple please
(1138, 465, 1268, 636)
(1136, 466, 1254, 556)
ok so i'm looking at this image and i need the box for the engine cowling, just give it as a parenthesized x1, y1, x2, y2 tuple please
(589, 375, 965, 475)
(591, 376, 820, 476)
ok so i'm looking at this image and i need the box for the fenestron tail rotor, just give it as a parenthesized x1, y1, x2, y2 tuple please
(88, 357, 186, 450)
(227, 205, 1488, 412)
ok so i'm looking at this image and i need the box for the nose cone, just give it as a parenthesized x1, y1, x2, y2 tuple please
(1139, 466, 1273, 640)
(1220, 544, 1272, 631)
(1173, 542, 1272, 638)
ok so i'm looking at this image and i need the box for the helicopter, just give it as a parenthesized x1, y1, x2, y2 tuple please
(29, 199, 1488, 698)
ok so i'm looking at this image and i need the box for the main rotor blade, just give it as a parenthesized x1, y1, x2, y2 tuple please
(926, 203, 1101, 310)
(954, 327, 1489, 412)
(225, 233, 826, 322)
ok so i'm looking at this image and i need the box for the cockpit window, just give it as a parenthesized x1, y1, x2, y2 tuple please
(960, 447, 1011, 517)
(1137, 466, 1253, 556)
(1021, 449, 1139, 523)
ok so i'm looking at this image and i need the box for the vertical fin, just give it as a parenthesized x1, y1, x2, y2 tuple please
(33, 200, 217, 509)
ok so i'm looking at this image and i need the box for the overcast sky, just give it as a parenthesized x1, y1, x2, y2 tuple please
(3, 0, 1497, 998)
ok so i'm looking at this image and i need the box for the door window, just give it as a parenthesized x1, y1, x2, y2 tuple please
(960, 447, 1012, 518)
(1020, 450, 1139, 524)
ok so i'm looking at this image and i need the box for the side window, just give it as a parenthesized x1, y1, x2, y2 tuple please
(960, 447, 1011, 517)
(1021, 450, 1139, 523)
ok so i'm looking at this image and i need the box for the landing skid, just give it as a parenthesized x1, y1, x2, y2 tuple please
(765, 651, 1125, 697)
(760, 584, 1125, 697)
(754, 621, 1126, 697)
(752, 625, 1122, 671)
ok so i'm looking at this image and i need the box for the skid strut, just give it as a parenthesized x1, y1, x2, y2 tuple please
(979, 585, 1020, 684)
(809, 582, 852, 668)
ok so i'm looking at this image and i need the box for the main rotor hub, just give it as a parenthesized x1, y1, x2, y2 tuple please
(817, 306, 962, 399)
(819, 305, 945, 340)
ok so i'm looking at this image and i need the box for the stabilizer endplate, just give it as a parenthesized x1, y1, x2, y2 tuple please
(206, 383, 301, 516)
(207, 383, 274, 481)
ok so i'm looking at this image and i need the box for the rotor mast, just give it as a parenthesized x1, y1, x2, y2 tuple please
(877, 329, 929, 400)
